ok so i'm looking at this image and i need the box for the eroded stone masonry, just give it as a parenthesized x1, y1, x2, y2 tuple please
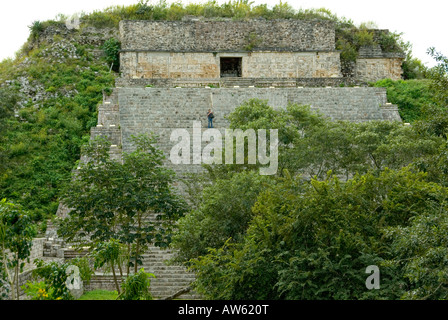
(119, 19, 404, 82)
(52, 18, 404, 299)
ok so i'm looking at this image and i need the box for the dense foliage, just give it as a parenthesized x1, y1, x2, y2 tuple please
(172, 61, 448, 299)
(183, 169, 448, 299)
(0, 38, 116, 223)
(373, 79, 437, 123)
(1, 0, 447, 301)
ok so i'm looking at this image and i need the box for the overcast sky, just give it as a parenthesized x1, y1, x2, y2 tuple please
(1, 0, 446, 67)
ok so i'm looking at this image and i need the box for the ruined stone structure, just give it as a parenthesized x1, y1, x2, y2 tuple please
(113, 19, 402, 178)
(119, 19, 404, 84)
(55, 18, 404, 299)
(120, 19, 341, 79)
(355, 45, 405, 82)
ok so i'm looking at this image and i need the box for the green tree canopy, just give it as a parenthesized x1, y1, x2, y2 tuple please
(58, 134, 188, 274)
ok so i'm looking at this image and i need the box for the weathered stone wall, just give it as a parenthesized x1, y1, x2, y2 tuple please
(117, 87, 400, 177)
(115, 76, 364, 88)
(121, 52, 219, 79)
(1, 238, 45, 272)
(120, 51, 342, 79)
(38, 23, 119, 47)
(355, 45, 405, 82)
(119, 20, 408, 82)
(119, 19, 336, 52)
(28, 238, 45, 268)
(244, 52, 341, 78)
(356, 57, 404, 82)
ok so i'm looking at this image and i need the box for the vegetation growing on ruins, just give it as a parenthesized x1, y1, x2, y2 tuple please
(173, 88, 448, 300)
(27, 1, 420, 74)
(0, 0, 430, 224)
(0, 0, 448, 300)
(171, 50, 448, 300)
(57, 134, 188, 276)
(372, 79, 436, 122)
(0, 35, 116, 224)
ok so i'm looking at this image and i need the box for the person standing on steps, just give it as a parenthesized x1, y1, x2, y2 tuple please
(207, 109, 214, 128)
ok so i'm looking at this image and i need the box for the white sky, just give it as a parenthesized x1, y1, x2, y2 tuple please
(0, 0, 447, 67)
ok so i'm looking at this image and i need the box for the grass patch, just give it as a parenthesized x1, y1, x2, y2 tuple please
(78, 289, 118, 300)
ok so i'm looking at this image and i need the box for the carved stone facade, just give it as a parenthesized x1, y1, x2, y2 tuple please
(355, 46, 405, 82)
(119, 19, 403, 83)
(120, 51, 342, 79)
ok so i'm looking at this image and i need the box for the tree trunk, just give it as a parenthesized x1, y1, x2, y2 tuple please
(134, 213, 141, 274)
(126, 244, 131, 276)
(134, 239, 140, 274)
(2, 253, 14, 300)
(110, 260, 121, 294)
(14, 252, 19, 300)
(118, 261, 123, 279)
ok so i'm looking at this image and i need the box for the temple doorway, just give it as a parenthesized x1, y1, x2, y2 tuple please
(220, 57, 242, 77)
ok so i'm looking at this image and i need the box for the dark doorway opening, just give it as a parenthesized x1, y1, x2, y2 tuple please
(220, 57, 242, 77)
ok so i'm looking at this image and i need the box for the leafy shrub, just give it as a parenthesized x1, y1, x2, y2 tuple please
(354, 28, 374, 47)
(32, 259, 73, 300)
(21, 281, 58, 300)
(378, 31, 401, 53)
(119, 269, 155, 300)
(28, 21, 44, 41)
(337, 38, 358, 62)
(102, 38, 121, 72)
(32, 257, 94, 300)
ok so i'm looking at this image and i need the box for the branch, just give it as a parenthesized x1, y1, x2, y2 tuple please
(162, 286, 191, 300)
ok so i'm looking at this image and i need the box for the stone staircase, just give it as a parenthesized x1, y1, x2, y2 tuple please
(52, 84, 398, 300)
(141, 246, 200, 299)
(89, 89, 122, 162)
(75, 246, 199, 299)
(220, 77, 257, 88)
(138, 214, 200, 299)
(116, 77, 361, 89)
(76, 88, 200, 299)
(84, 274, 124, 292)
